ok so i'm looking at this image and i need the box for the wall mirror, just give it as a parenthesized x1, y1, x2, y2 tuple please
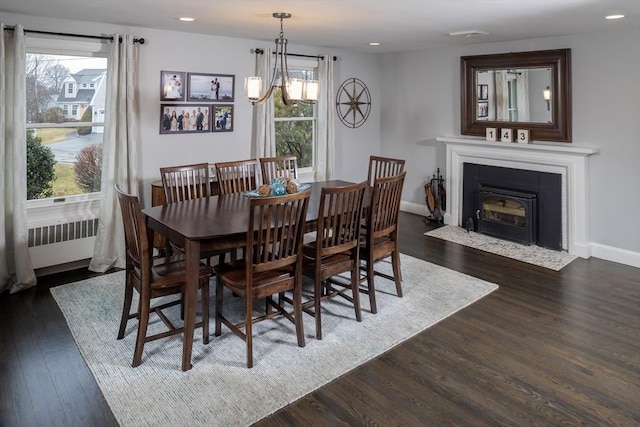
(461, 49, 572, 142)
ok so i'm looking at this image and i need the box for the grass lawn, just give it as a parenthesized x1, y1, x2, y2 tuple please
(36, 128, 77, 145)
(53, 163, 82, 196)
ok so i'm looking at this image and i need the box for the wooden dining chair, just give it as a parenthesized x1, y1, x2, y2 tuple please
(160, 162, 211, 203)
(215, 159, 259, 195)
(160, 163, 231, 265)
(367, 155, 406, 186)
(115, 185, 212, 368)
(359, 171, 406, 314)
(259, 155, 298, 184)
(299, 181, 368, 340)
(214, 189, 311, 368)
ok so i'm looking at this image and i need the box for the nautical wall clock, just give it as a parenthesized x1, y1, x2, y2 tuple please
(336, 77, 371, 128)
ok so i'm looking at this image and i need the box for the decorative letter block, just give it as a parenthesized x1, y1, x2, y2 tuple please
(517, 129, 530, 144)
(486, 127, 498, 141)
(500, 128, 513, 143)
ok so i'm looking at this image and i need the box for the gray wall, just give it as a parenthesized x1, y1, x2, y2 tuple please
(4, 12, 639, 263)
(3, 12, 382, 207)
(380, 29, 640, 259)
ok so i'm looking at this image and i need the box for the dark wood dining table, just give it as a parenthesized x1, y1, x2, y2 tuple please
(142, 180, 355, 371)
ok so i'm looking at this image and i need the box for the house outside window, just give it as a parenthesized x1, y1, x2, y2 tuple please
(25, 41, 108, 201)
(273, 61, 317, 175)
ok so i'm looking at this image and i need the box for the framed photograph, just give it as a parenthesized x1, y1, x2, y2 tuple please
(477, 101, 489, 118)
(477, 84, 488, 101)
(212, 105, 234, 132)
(160, 104, 211, 134)
(187, 73, 235, 102)
(160, 71, 186, 101)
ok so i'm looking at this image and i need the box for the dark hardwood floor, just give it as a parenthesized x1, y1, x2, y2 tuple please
(1, 212, 638, 426)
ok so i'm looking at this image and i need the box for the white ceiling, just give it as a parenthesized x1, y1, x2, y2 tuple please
(1, 0, 638, 53)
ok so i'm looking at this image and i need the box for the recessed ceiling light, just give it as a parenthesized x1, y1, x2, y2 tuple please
(179, 17, 195, 22)
(449, 30, 490, 38)
(605, 14, 625, 20)
(369, 42, 381, 46)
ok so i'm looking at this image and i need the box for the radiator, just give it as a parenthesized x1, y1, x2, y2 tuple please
(27, 217, 99, 269)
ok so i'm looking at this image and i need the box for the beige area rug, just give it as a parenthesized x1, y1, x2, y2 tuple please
(51, 254, 497, 426)
(425, 225, 577, 271)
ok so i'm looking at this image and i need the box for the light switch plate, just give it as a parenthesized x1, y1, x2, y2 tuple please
(517, 129, 530, 144)
(486, 127, 498, 141)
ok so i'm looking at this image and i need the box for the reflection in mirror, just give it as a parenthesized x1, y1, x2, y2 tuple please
(475, 68, 552, 123)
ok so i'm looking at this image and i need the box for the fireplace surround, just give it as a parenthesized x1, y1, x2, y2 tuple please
(436, 137, 599, 258)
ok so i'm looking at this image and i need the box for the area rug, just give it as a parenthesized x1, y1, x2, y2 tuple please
(51, 254, 497, 426)
(425, 225, 577, 271)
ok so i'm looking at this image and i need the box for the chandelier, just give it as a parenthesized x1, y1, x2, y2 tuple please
(245, 13, 319, 106)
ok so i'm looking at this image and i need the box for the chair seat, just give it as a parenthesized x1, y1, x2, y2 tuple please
(216, 263, 296, 299)
(145, 255, 211, 291)
(360, 236, 395, 255)
(303, 242, 355, 276)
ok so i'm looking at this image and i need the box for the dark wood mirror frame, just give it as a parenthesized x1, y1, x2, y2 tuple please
(461, 48, 572, 142)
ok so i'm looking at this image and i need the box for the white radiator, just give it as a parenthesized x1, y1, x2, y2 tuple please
(26, 196, 101, 269)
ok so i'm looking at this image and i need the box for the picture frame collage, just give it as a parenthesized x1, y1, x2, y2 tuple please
(160, 71, 234, 134)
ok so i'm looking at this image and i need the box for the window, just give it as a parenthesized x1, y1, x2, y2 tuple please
(273, 60, 317, 173)
(26, 40, 108, 200)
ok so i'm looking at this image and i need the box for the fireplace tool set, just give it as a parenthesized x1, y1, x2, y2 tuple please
(424, 168, 446, 223)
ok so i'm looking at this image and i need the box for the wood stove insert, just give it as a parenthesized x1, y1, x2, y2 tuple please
(463, 163, 561, 250)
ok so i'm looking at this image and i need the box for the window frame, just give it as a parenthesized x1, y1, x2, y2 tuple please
(24, 36, 108, 210)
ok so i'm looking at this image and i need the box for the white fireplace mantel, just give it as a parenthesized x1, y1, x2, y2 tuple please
(436, 136, 599, 258)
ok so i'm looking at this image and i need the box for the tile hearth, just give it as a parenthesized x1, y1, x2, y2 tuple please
(425, 225, 577, 271)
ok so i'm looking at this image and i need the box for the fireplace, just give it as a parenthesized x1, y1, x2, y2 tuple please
(462, 163, 562, 250)
(437, 137, 599, 258)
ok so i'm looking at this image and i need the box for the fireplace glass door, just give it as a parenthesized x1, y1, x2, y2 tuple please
(478, 187, 536, 245)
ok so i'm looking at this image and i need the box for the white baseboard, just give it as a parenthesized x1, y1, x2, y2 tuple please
(589, 243, 640, 268)
(401, 201, 429, 217)
(400, 201, 640, 268)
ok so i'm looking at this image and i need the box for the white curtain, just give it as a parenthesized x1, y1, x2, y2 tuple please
(494, 70, 510, 121)
(316, 53, 335, 181)
(253, 48, 276, 160)
(516, 69, 530, 121)
(89, 35, 139, 272)
(0, 24, 37, 294)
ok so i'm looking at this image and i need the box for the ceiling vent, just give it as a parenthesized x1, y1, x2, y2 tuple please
(449, 30, 490, 38)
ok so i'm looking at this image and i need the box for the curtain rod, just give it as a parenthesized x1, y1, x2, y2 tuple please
(252, 48, 337, 61)
(3, 26, 145, 44)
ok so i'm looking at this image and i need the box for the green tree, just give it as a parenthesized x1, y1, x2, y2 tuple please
(77, 106, 93, 135)
(74, 144, 102, 192)
(26, 131, 56, 199)
(44, 106, 64, 123)
(274, 87, 314, 168)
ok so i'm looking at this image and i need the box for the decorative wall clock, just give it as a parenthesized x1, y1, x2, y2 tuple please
(336, 77, 371, 128)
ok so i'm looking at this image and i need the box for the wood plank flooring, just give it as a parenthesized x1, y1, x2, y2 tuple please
(1, 212, 638, 426)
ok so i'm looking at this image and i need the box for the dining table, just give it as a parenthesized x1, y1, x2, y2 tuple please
(142, 179, 356, 371)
